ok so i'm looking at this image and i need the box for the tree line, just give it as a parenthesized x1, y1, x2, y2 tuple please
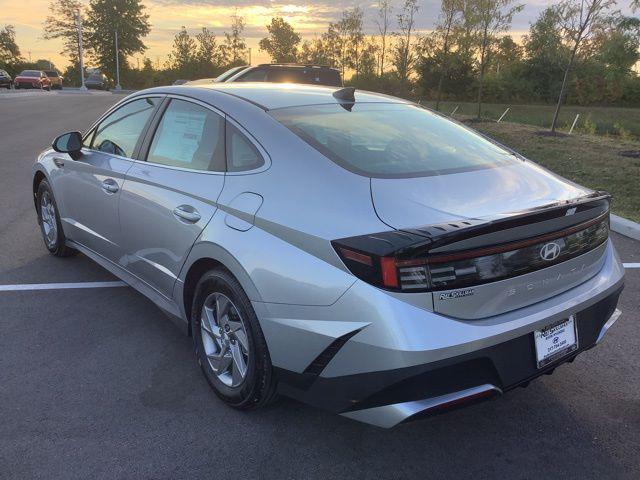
(0, 0, 638, 122)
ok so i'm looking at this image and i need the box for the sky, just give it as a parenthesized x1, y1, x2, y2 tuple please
(0, 0, 633, 70)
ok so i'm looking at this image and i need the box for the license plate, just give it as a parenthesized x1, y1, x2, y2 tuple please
(534, 316, 578, 369)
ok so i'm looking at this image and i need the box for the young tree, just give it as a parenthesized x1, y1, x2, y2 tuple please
(222, 12, 247, 67)
(43, 0, 84, 65)
(345, 6, 365, 76)
(472, 0, 523, 119)
(375, 0, 393, 76)
(0, 25, 22, 69)
(391, 0, 419, 90)
(523, 8, 567, 102)
(550, 0, 616, 132)
(259, 17, 301, 63)
(167, 26, 196, 76)
(433, 0, 462, 110)
(85, 0, 150, 79)
(299, 37, 334, 66)
(195, 27, 221, 77)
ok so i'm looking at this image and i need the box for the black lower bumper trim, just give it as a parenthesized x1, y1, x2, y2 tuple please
(275, 286, 623, 414)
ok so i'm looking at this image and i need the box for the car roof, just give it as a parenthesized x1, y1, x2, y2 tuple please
(169, 82, 410, 111)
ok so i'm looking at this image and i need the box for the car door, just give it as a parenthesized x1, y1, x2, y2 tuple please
(118, 97, 226, 299)
(55, 96, 162, 263)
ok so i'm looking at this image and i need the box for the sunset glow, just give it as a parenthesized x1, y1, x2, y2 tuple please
(0, 0, 618, 70)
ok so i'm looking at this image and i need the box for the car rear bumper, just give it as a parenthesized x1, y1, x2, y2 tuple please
(258, 239, 624, 427)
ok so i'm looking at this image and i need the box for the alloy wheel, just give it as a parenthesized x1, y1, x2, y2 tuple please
(200, 292, 250, 388)
(40, 191, 58, 248)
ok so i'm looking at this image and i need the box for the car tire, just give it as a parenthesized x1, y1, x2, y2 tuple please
(36, 180, 77, 257)
(192, 268, 277, 410)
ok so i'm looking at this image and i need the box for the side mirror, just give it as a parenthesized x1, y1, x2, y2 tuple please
(52, 131, 82, 154)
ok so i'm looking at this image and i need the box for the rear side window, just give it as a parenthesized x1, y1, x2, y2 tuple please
(226, 123, 264, 172)
(270, 103, 517, 178)
(266, 68, 307, 83)
(147, 99, 226, 172)
(92, 97, 159, 158)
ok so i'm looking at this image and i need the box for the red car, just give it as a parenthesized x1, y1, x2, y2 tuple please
(14, 70, 51, 90)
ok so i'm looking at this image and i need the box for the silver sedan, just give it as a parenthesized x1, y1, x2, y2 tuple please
(32, 84, 624, 427)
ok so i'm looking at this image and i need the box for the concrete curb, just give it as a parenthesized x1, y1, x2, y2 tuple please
(611, 214, 640, 241)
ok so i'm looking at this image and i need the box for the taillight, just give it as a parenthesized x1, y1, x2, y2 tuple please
(332, 215, 609, 293)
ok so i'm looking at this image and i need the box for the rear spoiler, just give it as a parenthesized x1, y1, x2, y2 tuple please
(334, 191, 611, 257)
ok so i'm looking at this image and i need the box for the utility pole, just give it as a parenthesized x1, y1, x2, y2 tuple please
(114, 28, 121, 90)
(248, 47, 251, 65)
(76, 11, 87, 91)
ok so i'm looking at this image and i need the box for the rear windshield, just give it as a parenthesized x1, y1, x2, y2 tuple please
(20, 70, 40, 77)
(87, 74, 102, 80)
(270, 103, 518, 178)
(45, 71, 59, 77)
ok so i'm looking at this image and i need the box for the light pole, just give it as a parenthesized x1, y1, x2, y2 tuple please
(76, 11, 87, 91)
(114, 28, 121, 90)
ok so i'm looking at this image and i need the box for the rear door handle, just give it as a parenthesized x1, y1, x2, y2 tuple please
(53, 157, 65, 167)
(101, 179, 119, 194)
(173, 205, 201, 223)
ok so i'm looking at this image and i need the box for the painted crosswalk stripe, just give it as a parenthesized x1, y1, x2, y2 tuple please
(0, 281, 127, 292)
(623, 263, 640, 268)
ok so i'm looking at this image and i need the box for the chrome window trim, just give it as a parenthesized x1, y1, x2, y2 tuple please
(132, 93, 271, 175)
(81, 95, 165, 159)
(80, 92, 271, 175)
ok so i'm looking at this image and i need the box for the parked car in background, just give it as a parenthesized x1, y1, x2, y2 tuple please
(226, 64, 342, 86)
(85, 73, 111, 90)
(45, 70, 63, 90)
(187, 64, 342, 87)
(14, 70, 51, 90)
(0, 69, 12, 89)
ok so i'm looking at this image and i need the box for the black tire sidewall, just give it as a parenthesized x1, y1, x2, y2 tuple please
(36, 180, 67, 255)
(192, 269, 273, 409)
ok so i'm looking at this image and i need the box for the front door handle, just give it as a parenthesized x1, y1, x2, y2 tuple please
(101, 179, 119, 194)
(173, 205, 201, 223)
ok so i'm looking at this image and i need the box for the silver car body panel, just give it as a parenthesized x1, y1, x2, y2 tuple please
(33, 83, 625, 427)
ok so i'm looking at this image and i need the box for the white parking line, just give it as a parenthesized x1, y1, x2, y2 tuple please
(0, 281, 127, 292)
(623, 263, 640, 268)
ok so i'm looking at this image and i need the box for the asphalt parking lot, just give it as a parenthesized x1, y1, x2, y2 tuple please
(1, 91, 639, 479)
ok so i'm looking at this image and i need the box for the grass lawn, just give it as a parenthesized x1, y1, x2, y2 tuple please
(466, 120, 640, 223)
(424, 101, 640, 139)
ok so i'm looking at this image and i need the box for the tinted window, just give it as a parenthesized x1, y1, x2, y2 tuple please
(271, 103, 517, 178)
(215, 66, 248, 82)
(237, 68, 267, 82)
(226, 123, 264, 172)
(92, 97, 158, 158)
(266, 68, 308, 84)
(20, 70, 40, 77)
(147, 99, 225, 171)
(45, 71, 59, 77)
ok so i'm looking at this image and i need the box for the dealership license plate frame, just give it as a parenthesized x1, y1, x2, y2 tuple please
(534, 315, 578, 369)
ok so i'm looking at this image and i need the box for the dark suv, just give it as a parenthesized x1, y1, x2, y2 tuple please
(0, 69, 12, 89)
(227, 64, 342, 86)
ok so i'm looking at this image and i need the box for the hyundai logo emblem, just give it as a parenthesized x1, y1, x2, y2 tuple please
(540, 241, 561, 261)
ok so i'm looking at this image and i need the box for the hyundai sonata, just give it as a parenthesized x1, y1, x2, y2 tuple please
(32, 84, 624, 427)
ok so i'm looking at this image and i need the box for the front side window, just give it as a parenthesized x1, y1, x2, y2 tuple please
(270, 103, 518, 178)
(92, 97, 159, 158)
(147, 99, 225, 171)
(237, 68, 267, 82)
